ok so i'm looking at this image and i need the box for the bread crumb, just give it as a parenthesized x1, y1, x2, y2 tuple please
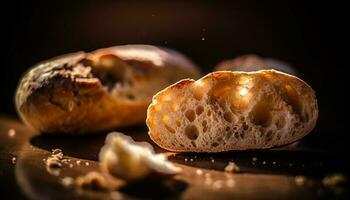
(196, 169, 203, 175)
(85, 162, 90, 166)
(76, 160, 81, 165)
(272, 161, 277, 165)
(295, 175, 306, 186)
(12, 157, 16, 164)
(8, 129, 16, 138)
(213, 180, 223, 190)
(185, 158, 188, 162)
(226, 179, 235, 188)
(52, 149, 63, 159)
(61, 176, 75, 188)
(224, 162, 240, 173)
(76, 172, 108, 191)
(69, 164, 74, 168)
(110, 191, 123, 200)
(99, 132, 181, 181)
(46, 157, 62, 168)
(190, 158, 194, 162)
(262, 161, 266, 165)
(252, 157, 258, 162)
(323, 173, 347, 187)
(211, 159, 215, 163)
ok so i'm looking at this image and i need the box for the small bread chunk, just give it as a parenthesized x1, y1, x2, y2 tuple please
(147, 70, 318, 152)
(99, 132, 181, 181)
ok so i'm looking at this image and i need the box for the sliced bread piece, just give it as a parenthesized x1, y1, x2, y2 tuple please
(146, 70, 318, 152)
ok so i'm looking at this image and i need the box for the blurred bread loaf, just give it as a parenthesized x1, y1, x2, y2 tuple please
(215, 54, 296, 75)
(15, 45, 201, 134)
(147, 70, 318, 152)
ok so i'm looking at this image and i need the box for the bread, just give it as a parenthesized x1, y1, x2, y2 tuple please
(99, 132, 181, 181)
(215, 54, 296, 75)
(15, 45, 201, 134)
(146, 70, 318, 152)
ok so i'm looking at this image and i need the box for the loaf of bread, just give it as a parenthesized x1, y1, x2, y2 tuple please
(215, 54, 296, 75)
(147, 70, 318, 152)
(15, 45, 201, 134)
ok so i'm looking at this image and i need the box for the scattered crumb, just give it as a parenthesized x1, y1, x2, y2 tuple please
(226, 179, 236, 188)
(52, 149, 63, 160)
(76, 160, 81, 165)
(12, 157, 16, 164)
(213, 180, 223, 190)
(46, 157, 62, 168)
(85, 162, 90, 166)
(76, 172, 108, 191)
(110, 191, 123, 200)
(190, 158, 194, 162)
(185, 158, 188, 162)
(196, 169, 203, 176)
(262, 161, 266, 165)
(61, 176, 75, 188)
(45, 149, 64, 176)
(224, 162, 240, 173)
(211, 159, 215, 163)
(252, 157, 258, 162)
(272, 161, 277, 165)
(201, 37, 206, 41)
(295, 175, 306, 186)
(8, 129, 16, 138)
(69, 164, 74, 168)
(322, 173, 347, 187)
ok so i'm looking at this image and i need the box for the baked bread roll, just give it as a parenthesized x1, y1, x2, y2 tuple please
(215, 54, 296, 75)
(147, 70, 318, 152)
(16, 45, 201, 134)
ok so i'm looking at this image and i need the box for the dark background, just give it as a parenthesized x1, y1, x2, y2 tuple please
(2, 1, 347, 150)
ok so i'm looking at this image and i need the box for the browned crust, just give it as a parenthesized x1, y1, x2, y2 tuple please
(147, 70, 318, 152)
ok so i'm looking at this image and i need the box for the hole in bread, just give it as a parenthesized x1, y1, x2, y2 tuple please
(207, 110, 212, 116)
(242, 122, 249, 131)
(240, 133, 245, 139)
(224, 112, 233, 123)
(265, 130, 274, 141)
(212, 142, 219, 147)
(196, 105, 204, 115)
(225, 131, 233, 139)
(225, 126, 231, 131)
(185, 125, 199, 140)
(191, 141, 197, 147)
(276, 117, 286, 129)
(202, 120, 208, 132)
(164, 124, 175, 134)
(249, 100, 272, 127)
(185, 110, 196, 122)
(282, 85, 304, 120)
(176, 120, 181, 127)
(234, 132, 240, 139)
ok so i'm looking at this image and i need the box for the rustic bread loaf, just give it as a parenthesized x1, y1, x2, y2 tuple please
(147, 70, 318, 152)
(15, 45, 201, 134)
(215, 54, 296, 75)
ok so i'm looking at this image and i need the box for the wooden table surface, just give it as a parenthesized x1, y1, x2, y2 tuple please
(0, 116, 348, 200)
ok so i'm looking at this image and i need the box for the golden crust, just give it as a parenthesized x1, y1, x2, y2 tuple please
(16, 45, 201, 134)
